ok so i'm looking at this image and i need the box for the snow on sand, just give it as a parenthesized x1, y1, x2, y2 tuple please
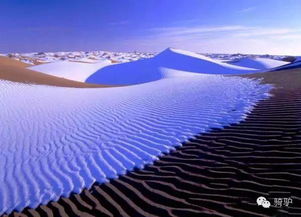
(29, 60, 111, 82)
(0, 57, 109, 88)
(0, 48, 272, 214)
(86, 48, 258, 85)
(227, 57, 287, 70)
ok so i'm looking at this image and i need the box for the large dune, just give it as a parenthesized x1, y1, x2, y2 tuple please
(0, 57, 108, 88)
(86, 48, 257, 85)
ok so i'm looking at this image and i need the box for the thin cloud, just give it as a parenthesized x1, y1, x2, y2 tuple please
(272, 34, 301, 40)
(238, 7, 256, 13)
(149, 25, 301, 40)
(234, 28, 299, 37)
(109, 20, 129, 26)
(120, 25, 301, 55)
(150, 25, 248, 37)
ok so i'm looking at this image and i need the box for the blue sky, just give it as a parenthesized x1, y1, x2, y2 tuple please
(0, 0, 300, 55)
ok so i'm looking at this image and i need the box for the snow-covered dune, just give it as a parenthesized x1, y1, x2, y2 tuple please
(0, 57, 106, 88)
(227, 57, 287, 70)
(0, 48, 273, 214)
(29, 60, 111, 82)
(0, 76, 271, 214)
(272, 60, 301, 71)
(86, 48, 257, 85)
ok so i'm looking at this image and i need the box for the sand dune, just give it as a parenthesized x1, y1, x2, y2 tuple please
(86, 48, 257, 85)
(29, 60, 112, 82)
(0, 50, 272, 214)
(2, 49, 299, 216)
(0, 57, 108, 88)
(272, 60, 301, 71)
(0, 56, 31, 68)
(227, 57, 287, 70)
(7, 67, 301, 217)
(5, 69, 301, 216)
(244, 66, 301, 90)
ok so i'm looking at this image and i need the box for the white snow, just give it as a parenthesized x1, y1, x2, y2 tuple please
(227, 57, 287, 70)
(0, 48, 272, 214)
(29, 60, 111, 82)
(86, 48, 257, 85)
(0, 76, 271, 214)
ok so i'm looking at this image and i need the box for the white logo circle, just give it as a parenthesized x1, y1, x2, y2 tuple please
(262, 200, 271, 208)
(256, 196, 266, 206)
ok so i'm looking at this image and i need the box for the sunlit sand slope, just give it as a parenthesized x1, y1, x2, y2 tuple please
(0, 57, 108, 88)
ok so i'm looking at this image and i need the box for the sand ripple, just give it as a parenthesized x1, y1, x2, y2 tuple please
(0, 74, 270, 214)
(6, 71, 301, 217)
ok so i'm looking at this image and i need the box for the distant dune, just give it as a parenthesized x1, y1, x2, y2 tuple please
(266, 59, 301, 72)
(0, 57, 109, 88)
(227, 57, 287, 70)
(86, 48, 258, 85)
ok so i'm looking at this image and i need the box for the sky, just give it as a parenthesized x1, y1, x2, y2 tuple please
(0, 0, 301, 55)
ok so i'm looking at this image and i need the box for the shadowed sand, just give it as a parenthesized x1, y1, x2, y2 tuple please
(0, 57, 111, 88)
(4, 68, 301, 217)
